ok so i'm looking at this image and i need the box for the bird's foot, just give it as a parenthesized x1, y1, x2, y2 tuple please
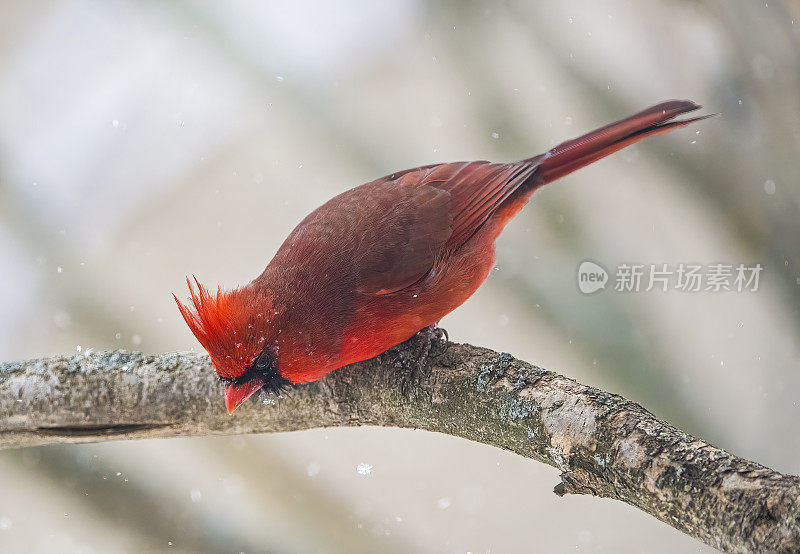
(394, 324, 449, 396)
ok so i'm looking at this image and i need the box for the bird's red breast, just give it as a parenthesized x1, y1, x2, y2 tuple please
(175, 100, 710, 412)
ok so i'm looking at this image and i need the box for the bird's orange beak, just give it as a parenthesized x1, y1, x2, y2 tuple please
(224, 379, 264, 414)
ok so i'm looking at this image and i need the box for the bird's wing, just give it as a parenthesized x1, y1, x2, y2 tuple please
(351, 172, 453, 295)
(267, 168, 451, 297)
(354, 160, 537, 294)
(269, 160, 537, 297)
(416, 161, 538, 252)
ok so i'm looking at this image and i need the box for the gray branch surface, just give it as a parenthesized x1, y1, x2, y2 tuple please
(1, 337, 798, 553)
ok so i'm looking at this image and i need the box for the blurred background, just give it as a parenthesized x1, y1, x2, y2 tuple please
(0, 1, 798, 552)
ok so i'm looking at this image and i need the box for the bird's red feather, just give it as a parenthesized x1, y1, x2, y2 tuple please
(174, 277, 273, 379)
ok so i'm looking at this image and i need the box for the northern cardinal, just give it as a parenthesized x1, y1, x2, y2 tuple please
(176, 100, 709, 413)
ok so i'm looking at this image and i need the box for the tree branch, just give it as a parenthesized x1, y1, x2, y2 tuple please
(1, 338, 797, 553)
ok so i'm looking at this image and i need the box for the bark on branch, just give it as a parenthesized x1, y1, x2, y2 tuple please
(1, 338, 797, 553)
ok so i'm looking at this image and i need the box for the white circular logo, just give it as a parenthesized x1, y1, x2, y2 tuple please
(577, 261, 608, 294)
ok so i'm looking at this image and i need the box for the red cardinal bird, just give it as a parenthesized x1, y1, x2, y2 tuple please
(176, 100, 709, 413)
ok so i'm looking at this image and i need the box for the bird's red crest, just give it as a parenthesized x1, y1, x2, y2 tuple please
(174, 277, 272, 379)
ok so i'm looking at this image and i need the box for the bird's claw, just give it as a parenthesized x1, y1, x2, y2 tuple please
(396, 324, 449, 396)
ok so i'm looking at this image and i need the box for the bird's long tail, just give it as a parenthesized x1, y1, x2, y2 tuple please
(535, 100, 711, 185)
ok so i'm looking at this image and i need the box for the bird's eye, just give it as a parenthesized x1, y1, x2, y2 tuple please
(256, 359, 268, 370)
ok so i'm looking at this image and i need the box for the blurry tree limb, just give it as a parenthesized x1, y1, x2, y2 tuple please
(1, 339, 798, 554)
